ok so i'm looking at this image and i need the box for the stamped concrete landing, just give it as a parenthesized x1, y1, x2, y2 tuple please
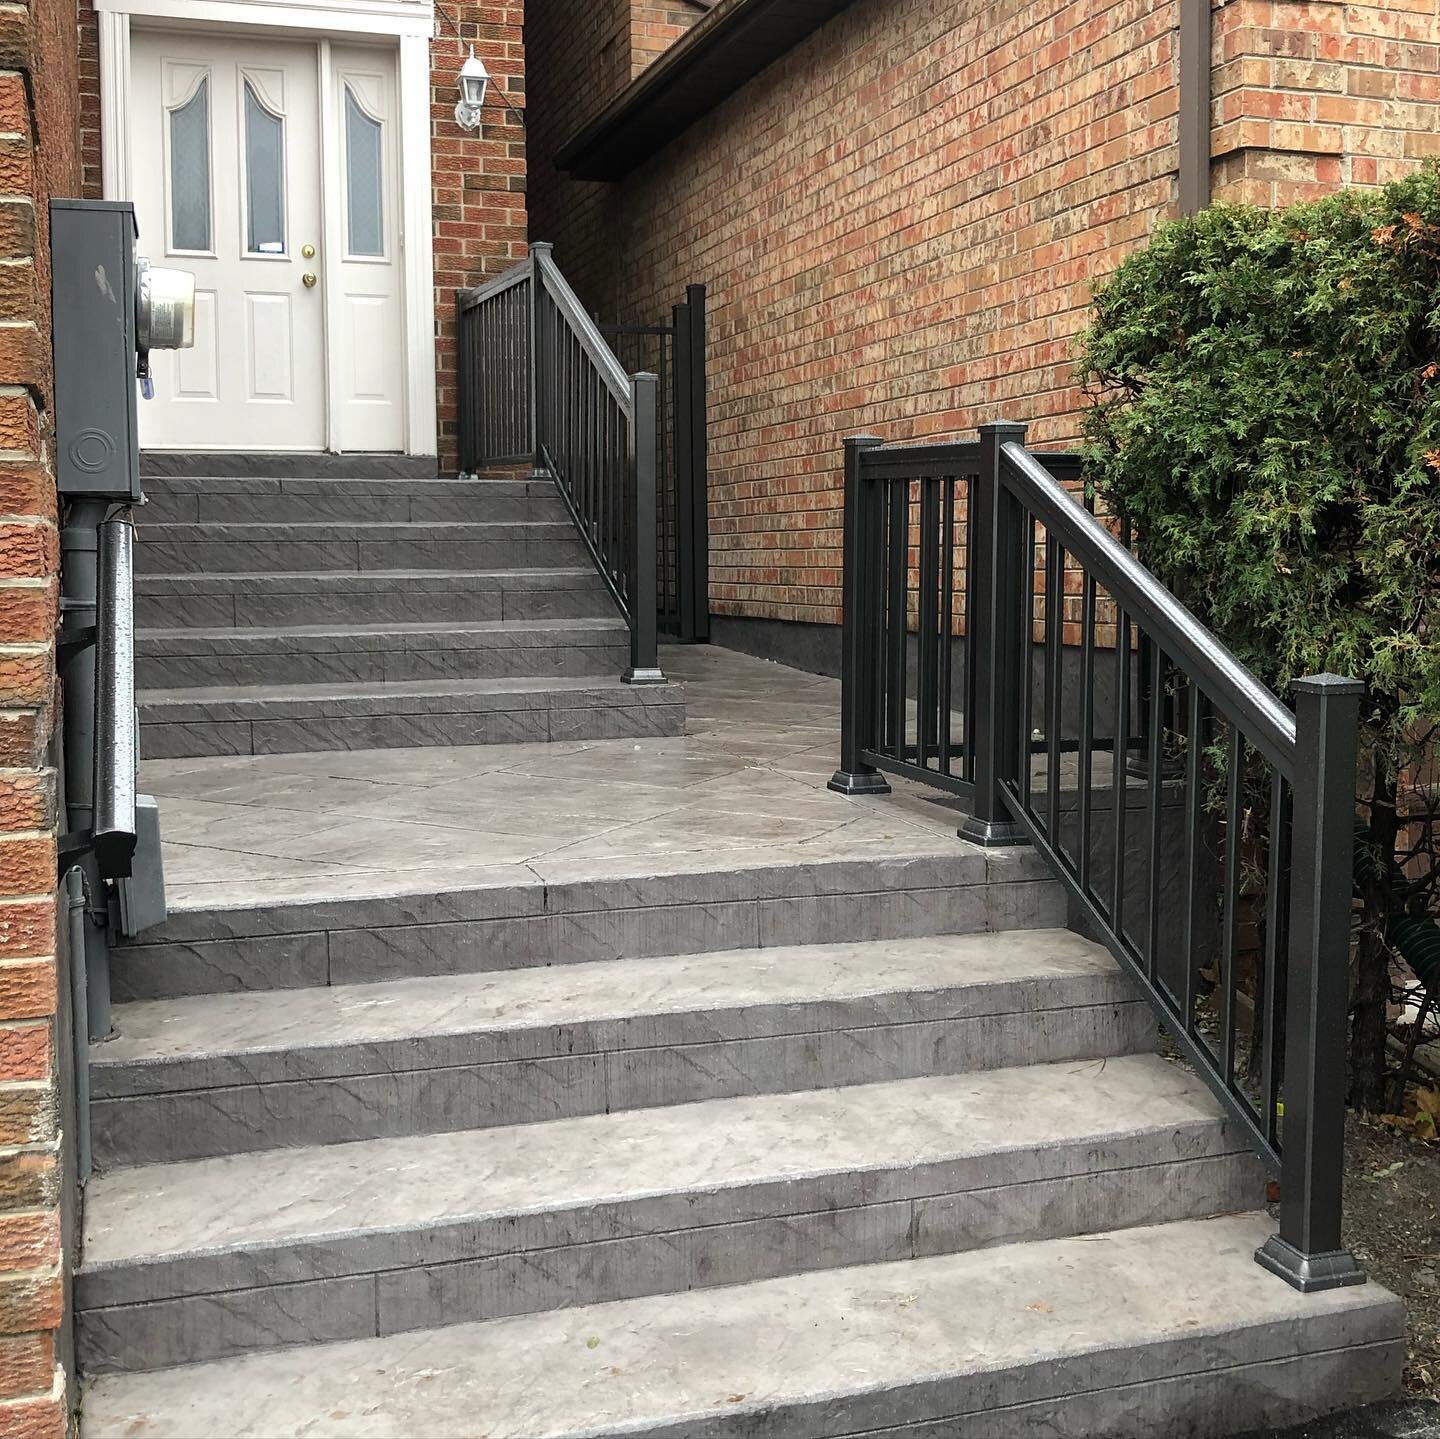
(141, 644, 977, 910)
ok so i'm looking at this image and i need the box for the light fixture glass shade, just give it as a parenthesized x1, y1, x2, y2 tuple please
(455, 47, 490, 131)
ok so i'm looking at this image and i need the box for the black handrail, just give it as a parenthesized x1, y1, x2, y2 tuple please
(831, 420, 1364, 1296)
(457, 244, 664, 684)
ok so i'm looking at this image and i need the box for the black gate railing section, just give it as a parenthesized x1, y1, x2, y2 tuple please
(457, 244, 711, 680)
(831, 421, 1364, 1296)
(598, 290, 709, 645)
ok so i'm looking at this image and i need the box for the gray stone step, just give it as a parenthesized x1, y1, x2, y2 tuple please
(133, 568, 613, 628)
(140, 452, 443, 480)
(78, 1212, 1404, 1437)
(77, 1055, 1263, 1374)
(90, 930, 1152, 1164)
(134, 618, 629, 688)
(140, 474, 567, 525)
(135, 520, 589, 574)
(108, 850, 1063, 1001)
(135, 673, 684, 759)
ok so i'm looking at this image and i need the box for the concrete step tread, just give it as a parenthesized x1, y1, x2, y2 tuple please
(78, 1213, 1404, 1439)
(79, 1053, 1235, 1280)
(135, 567, 600, 587)
(136, 617, 627, 643)
(137, 674, 664, 706)
(140, 520, 575, 536)
(90, 930, 1123, 1091)
(142, 475, 540, 493)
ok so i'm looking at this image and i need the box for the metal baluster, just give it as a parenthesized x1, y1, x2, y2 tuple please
(1078, 574, 1097, 895)
(886, 479, 906, 758)
(1146, 641, 1165, 989)
(1111, 610, 1131, 934)
(1262, 771, 1289, 1149)
(917, 476, 941, 770)
(1221, 723, 1243, 1087)
(1044, 533, 1063, 842)
(624, 372, 663, 684)
(1183, 684, 1205, 1036)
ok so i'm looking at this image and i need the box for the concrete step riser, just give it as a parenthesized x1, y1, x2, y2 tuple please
(109, 870, 1067, 1002)
(91, 985, 1152, 1166)
(135, 641, 628, 689)
(134, 587, 615, 629)
(141, 493, 568, 525)
(77, 1137, 1261, 1374)
(75, 1213, 1407, 1439)
(136, 694, 683, 760)
(136, 539, 591, 575)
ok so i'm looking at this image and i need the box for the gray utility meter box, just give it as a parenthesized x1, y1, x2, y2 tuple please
(51, 198, 142, 502)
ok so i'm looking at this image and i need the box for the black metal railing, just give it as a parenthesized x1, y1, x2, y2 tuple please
(457, 243, 665, 683)
(831, 421, 1364, 1295)
(598, 287, 710, 644)
(456, 263, 533, 470)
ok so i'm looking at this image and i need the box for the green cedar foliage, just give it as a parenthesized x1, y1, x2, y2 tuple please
(1076, 163, 1440, 1110)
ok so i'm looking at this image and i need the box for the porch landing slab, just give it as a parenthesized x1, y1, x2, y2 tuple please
(143, 644, 994, 912)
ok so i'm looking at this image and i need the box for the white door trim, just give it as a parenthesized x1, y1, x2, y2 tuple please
(97, 0, 437, 456)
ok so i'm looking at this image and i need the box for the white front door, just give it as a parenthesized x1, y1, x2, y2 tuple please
(324, 46, 405, 453)
(129, 30, 406, 453)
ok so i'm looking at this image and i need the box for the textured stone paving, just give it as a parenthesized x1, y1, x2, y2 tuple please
(141, 643, 979, 910)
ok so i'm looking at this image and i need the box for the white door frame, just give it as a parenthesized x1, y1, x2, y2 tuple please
(96, 0, 437, 457)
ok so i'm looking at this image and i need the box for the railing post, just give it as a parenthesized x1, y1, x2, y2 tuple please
(959, 420, 1029, 846)
(672, 298, 697, 643)
(829, 434, 890, 796)
(455, 288, 473, 475)
(527, 242, 552, 479)
(686, 283, 710, 644)
(1256, 673, 1366, 1293)
(624, 370, 665, 685)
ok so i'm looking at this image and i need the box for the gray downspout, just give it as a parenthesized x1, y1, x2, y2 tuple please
(64, 866, 92, 1181)
(1178, 0, 1213, 215)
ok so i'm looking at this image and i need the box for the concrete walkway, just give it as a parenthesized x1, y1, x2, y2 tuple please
(140, 644, 979, 911)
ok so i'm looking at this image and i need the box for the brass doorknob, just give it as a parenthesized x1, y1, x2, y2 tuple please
(302, 272, 317, 288)
(301, 244, 316, 259)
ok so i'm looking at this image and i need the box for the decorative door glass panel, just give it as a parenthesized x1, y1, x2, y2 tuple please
(168, 78, 211, 252)
(344, 86, 384, 258)
(244, 80, 286, 254)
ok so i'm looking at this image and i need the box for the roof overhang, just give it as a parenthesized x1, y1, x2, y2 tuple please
(555, 0, 859, 181)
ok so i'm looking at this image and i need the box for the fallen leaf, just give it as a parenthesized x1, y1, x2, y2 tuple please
(1026, 1302, 1054, 1314)
(586, 1336, 601, 1350)
(1363, 1160, 1406, 1182)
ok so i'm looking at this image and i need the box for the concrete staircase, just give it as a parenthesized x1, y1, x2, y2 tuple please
(132, 462, 684, 757)
(78, 841, 1404, 1436)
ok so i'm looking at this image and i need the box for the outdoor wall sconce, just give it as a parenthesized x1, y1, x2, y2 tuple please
(454, 46, 490, 130)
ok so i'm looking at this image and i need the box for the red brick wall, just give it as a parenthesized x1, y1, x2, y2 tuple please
(73, 2, 529, 463)
(433, 3, 528, 466)
(530, 0, 1440, 629)
(631, 1, 709, 76)
(1211, 0, 1440, 204)
(532, 0, 1183, 625)
(0, 1, 79, 1432)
